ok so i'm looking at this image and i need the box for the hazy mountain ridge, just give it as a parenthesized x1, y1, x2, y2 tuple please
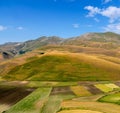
(1, 32, 120, 59)
(21, 36, 63, 51)
(63, 32, 120, 49)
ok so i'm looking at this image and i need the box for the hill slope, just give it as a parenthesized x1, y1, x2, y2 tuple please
(2, 52, 120, 81)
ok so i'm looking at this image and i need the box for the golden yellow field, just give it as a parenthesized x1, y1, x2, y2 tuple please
(105, 83, 119, 89)
(58, 110, 103, 113)
(60, 100, 120, 113)
(70, 86, 92, 96)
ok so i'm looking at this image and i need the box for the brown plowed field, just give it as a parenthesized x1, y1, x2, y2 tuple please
(51, 86, 74, 95)
(0, 87, 34, 105)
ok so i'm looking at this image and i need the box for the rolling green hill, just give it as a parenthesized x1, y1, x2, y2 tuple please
(2, 52, 120, 81)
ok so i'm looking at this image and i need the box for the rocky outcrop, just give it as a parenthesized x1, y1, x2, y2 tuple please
(2, 50, 17, 59)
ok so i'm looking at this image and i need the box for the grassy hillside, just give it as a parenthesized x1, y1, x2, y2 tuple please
(39, 45, 120, 57)
(3, 52, 120, 81)
(0, 51, 40, 76)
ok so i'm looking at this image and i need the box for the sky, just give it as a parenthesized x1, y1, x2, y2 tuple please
(0, 0, 120, 44)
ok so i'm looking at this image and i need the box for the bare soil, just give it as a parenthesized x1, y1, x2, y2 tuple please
(51, 86, 74, 95)
(85, 85, 103, 95)
(0, 87, 34, 105)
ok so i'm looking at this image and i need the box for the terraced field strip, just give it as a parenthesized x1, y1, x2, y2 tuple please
(60, 100, 120, 113)
(5, 87, 52, 113)
(85, 84, 102, 95)
(27, 81, 58, 87)
(94, 84, 113, 92)
(51, 86, 74, 95)
(72, 94, 104, 102)
(98, 92, 120, 105)
(104, 83, 119, 89)
(27, 81, 77, 88)
(41, 95, 62, 113)
(70, 86, 92, 97)
(58, 109, 103, 113)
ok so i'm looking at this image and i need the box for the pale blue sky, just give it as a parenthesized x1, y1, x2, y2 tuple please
(0, 0, 120, 44)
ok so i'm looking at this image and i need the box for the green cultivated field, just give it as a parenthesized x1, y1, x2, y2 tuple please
(98, 92, 120, 105)
(0, 81, 120, 113)
(41, 95, 62, 113)
(5, 88, 52, 113)
(94, 84, 113, 92)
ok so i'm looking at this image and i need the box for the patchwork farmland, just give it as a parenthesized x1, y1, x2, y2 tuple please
(0, 81, 120, 113)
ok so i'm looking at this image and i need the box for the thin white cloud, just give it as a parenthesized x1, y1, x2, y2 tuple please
(101, 6, 120, 23)
(0, 25, 7, 31)
(104, 0, 112, 4)
(72, 24, 79, 28)
(84, 6, 100, 17)
(17, 26, 24, 30)
(103, 23, 120, 34)
(94, 18, 100, 22)
(85, 6, 120, 23)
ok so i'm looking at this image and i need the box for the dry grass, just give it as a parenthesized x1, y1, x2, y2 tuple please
(70, 86, 92, 97)
(40, 45, 119, 57)
(0, 50, 44, 76)
(68, 53, 120, 80)
(2, 50, 120, 81)
(58, 109, 103, 113)
(5, 52, 112, 81)
(61, 100, 120, 113)
(0, 104, 10, 113)
(98, 55, 120, 64)
(0, 54, 3, 61)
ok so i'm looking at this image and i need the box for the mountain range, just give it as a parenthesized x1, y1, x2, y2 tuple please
(1, 32, 120, 59)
